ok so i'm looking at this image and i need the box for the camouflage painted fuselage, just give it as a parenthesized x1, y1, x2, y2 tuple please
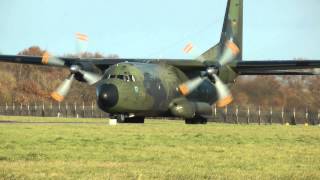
(96, 62, 232, 117)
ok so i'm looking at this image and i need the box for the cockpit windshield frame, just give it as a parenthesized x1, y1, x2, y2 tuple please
(104, 74, 136, 82)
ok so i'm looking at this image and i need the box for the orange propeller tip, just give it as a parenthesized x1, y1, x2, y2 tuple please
(226, 41, 240, 56)
(183, 43, 193, 54)
(51, 92, 64, 102)
(76, 32, 89, 41)
(41, 51, 51, 65)
(216, 95, 233, 108)
(179, 84, 190, 96)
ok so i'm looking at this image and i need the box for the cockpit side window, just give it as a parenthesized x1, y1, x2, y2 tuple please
(117, 75, 125, 80)
(106, 74, 136, 82)
(129, 75, 136, 82)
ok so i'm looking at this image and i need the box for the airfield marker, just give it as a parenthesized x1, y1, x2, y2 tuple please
(109, 119, 117, 126)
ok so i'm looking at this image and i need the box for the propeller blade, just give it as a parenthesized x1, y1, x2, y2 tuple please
(79, 70, 102, 85)
(41, 52, 65, 66)
(75, 32, 89, 56)
(51, 74, 75, 102)
(212, 74, 233, 108)
(218, 40, 240, 66)
(179, 77, 205, 96)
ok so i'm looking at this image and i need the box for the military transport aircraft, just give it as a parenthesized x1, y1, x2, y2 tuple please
(0, 0, 319, 124)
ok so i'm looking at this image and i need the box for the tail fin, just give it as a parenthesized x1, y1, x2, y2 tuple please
(198, 0, 243, 62)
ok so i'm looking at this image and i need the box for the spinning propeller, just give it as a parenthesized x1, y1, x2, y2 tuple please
(43, 33, 102, 102)
(179, 40, 240, 107)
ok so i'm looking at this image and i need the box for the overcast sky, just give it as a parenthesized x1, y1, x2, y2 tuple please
(0, 0, 319, 60)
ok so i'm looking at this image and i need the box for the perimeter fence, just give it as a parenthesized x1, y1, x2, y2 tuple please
(211, 106, 320, 125)
(0, 102, 108, 119)
(0, 102, 319, 125)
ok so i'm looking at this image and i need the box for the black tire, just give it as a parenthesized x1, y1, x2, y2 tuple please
(119, 116, 145, 124)
(116, 118, 125, 123)
(116, 115, 126, 123)
(185, 116, 208, 125)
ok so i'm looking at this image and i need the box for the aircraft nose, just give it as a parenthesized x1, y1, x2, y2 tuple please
(96, 84, 119, 109)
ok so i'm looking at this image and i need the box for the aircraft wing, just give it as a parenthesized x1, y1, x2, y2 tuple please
(0, 55, 206, 71)
(234, 60, 320, 75)
(1, 55, 320, 75)
(0, 55, 125, 68)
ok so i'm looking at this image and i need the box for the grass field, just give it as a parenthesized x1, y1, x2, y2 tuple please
(0, 117, 320, 179)
(0, 116, 106, 123)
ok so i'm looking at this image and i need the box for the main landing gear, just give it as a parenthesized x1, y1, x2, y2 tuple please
(185, 116, 208, 124)
(115, 115, 145, 124)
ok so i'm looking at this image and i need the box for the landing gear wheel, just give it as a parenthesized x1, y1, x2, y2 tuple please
(117, 116, 145, 124)
(185, 116, 208, 125)
(125, 116, 145, 123)
(116, 114, 126, 123)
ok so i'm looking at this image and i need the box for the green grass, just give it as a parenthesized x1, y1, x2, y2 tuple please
(0, 116, 106, 123)
(0, 117, 320, 179)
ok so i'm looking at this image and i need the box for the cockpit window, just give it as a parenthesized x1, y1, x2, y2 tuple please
(117, 75, 125, 80)
(105, 74, 136, 82)
(129, 75, 136, 82)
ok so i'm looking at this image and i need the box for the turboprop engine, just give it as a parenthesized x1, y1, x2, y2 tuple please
(169, 98, 212, 119)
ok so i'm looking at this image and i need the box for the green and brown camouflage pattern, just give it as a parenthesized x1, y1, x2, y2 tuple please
(97, 62, 217, 117)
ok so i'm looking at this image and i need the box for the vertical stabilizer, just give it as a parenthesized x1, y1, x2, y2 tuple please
(198, 0, 243, 62)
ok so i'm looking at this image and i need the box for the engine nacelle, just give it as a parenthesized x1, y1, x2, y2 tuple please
(73, 62, 101, 82)
(169, 98, 212, 119)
